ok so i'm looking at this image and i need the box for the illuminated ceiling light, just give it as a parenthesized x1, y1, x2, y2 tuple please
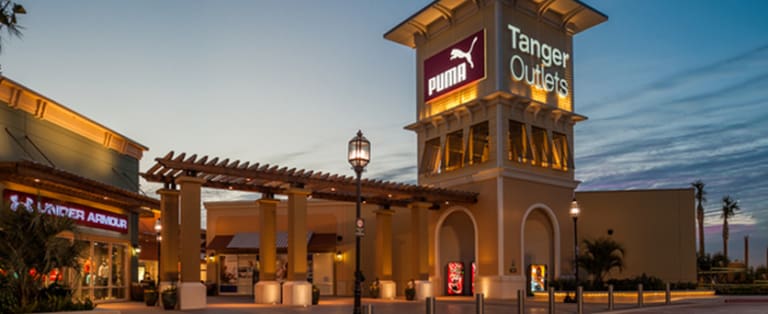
(103, 196, 109, 200)
(228, 186, 233, 190)
(387, 194, 392, 198)
(445, 201, 450, 205)
(245, 178, 252, 182)
(33, 178, 40, 183)
(362, 200, 367, 204)
(330, 187, 336, 192)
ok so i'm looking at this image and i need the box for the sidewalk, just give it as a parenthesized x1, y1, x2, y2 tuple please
(95, 295, 733, 314)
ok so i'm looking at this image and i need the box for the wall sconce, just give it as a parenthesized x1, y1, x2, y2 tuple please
(134, 245, 141, 255)
(335, 250, 343, 262)
(509, 261, 517, 274)
(208, 253, 215, 262)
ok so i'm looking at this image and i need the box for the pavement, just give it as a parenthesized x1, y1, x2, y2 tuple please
(96, 295, 768, 314)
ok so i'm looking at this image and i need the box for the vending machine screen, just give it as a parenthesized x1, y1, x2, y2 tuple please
(446, 262, 465, 295)
(471, 262, 476, 295)
(529, 264, 546, 292)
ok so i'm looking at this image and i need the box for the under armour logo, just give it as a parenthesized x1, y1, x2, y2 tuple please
(449, 36, 478, 69)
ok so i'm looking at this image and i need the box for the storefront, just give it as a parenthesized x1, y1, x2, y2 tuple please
(1, 76, 159, 303)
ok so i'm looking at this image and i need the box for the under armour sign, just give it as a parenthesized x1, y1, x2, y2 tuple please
(424, 29, 485, 103)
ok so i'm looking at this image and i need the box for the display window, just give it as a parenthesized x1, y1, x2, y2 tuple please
(61, 239, 129, 302)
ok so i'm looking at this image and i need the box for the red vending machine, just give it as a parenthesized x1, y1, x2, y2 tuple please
(471, 261, 476, 295)
(446, 261, 465, 295)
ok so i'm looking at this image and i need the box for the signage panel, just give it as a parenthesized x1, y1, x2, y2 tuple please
(446, 261, 465, 295)
(423, 29, 485, 103)
(3, 189, 129, 233)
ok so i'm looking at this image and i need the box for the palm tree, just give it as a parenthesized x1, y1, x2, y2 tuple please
(0, 203, 87, 313)
(720, 196, 739, 260)
(0, 1, 25, 53)
(577, 237, 625, 287)
(691, 180, 706, 256)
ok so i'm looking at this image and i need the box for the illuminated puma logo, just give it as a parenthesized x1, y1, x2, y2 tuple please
(449, 36, 478, 68)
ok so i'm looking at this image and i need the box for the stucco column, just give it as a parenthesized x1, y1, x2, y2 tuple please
(282, 187, 311, 305)
(175, 175, 206, 310)
(254, 197, 280, 304)
(374, 207, 396, 299)
(409, 201, 432, 300)
(157, 189, 180, 283)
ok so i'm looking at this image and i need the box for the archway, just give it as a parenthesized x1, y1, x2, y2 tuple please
(436, 208, 477, 296)
(520, 204, 560, 294)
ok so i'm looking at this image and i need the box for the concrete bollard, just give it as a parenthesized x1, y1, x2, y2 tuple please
(608, 284, 614, 311)
(665, 282, 671, 305)
(637, 283, 644, 307)
(475, 293, 484, 314)
(425, 296, 436, 314)
(577, 286, 583, 314)
(517, 289, 525, 314)
(548, 287, 555, 314)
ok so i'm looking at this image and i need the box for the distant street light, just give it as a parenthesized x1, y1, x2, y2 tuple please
(570, 198, 581, 285)
(154, 218, 162, 290)
(348, 130, 370, 314)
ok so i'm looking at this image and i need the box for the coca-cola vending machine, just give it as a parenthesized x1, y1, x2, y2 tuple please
(471, 261, 476, 295)
(446, 261, 464, 295)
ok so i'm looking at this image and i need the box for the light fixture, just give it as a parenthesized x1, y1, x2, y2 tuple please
(208, 253, 215, 262)
(335, 250, 343, 262)
(154, 219, 162, 233)
(134, 245, 142, 255)
(570, 197, 581, 284)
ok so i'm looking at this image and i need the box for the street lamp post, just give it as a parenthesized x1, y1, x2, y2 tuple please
(348, 130, 370, 314)
(569, 199, 581, 285)
(154, 219, 162, 289)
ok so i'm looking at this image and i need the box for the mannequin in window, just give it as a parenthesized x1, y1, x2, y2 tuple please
(97, 259, 109, 286)
(83, 257, 93, 285)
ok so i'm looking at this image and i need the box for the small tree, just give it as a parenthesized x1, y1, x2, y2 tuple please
(578, 237, 625, 287)
(0, 202, 87, 313)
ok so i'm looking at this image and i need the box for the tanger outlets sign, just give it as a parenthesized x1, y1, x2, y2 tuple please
(3, 190, 128, 233)
(424, 29, 485, 102)
(507, 24, 570, 98)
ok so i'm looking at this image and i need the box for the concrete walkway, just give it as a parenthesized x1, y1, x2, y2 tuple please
(93, 295, 768, 314)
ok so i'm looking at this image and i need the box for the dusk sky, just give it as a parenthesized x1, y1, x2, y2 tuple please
(2, 1, 766, 267)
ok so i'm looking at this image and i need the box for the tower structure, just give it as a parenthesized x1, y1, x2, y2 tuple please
(386, 0, 606, 298)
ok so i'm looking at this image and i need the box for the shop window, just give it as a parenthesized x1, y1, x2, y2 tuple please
(467, 122, 489, 165)
(111, 244, 126, 299)
(420, 137, 442, 175)
(552, 132, 571, 171)
(509, 121, 531, 163)
(531, 127, 552, 167)
(444, 130, 464, 171)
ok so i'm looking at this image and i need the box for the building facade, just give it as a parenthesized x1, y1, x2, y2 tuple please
(0, 76, 158, 303)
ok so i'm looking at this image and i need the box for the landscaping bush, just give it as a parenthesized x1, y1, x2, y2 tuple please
(715, 284, 768, 295)
(551, 274, 697, 291)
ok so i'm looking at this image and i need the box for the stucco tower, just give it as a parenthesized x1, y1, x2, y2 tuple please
(385, 0, 606, 298)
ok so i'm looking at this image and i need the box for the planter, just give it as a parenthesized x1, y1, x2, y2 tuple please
(144, 290, 158, 306)
(405, 289, 416, 300)
(311, 285, 320, 305)
(161, 289, 177, 310)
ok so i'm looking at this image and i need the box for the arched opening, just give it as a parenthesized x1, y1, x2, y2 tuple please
(521, 206, 558, 294)
(437, 209, 476, 296)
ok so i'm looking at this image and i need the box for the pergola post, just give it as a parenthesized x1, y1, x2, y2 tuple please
(409, 201, 433, 300)
(374, 206, 396, 299)
(282, 187, 312, 306)
(157, 188, 180, 299)
(254, 196, 280, 304)
(175, 175, 206, 310)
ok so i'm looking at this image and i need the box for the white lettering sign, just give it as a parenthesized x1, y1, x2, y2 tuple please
(507, 24, 570, 98)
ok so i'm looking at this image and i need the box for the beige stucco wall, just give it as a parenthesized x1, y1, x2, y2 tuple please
(575, 189, 697, 282)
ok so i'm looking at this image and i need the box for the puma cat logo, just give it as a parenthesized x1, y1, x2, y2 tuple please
(449, 36, 478, 68)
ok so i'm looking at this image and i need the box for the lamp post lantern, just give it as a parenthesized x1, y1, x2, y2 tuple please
(569, 198, 580, 285)
(348, 130, 370, 314)
(154, 219, 162, 288)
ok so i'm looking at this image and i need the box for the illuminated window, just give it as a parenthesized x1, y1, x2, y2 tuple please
(420, 137, 442, 175)
(552, 132, 571, 171)
(509, 120, 531, 163)
(467, 122, 489, 165)
(444, 130, 464, 171)
(531, 127, 552, 167)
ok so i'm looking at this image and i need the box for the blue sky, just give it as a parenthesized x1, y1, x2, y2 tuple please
(2, 1, 766, 267)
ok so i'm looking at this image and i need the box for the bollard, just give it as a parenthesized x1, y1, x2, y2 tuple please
(548, 287, 555, 314)
(608, 284, 614, 311)
(363, 303, 374, 314)
(665, 282, 671, 305)
(576, 286, 583, 314)
(425, 296, 436, 314)
(637, 283, 644, 307)
(475, 293, 484, 314)
(517, 289, 525, 314)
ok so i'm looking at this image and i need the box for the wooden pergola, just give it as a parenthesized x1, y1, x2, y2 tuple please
(142, 151, 477, 208)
